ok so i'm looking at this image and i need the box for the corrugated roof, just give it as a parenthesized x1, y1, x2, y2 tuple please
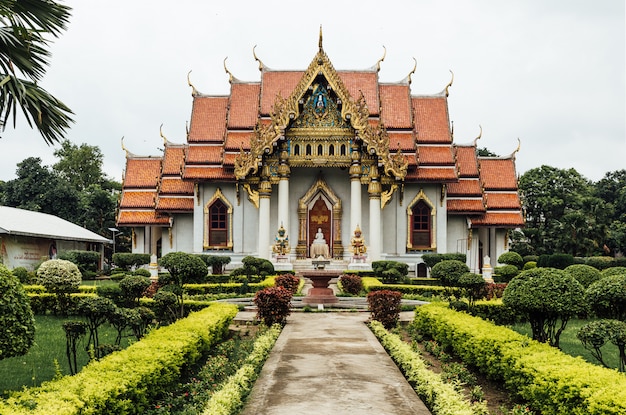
(0, 206, 109, 243)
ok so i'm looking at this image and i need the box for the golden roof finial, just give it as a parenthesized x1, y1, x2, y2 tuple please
(187, 70, 198, 96)
(121, 136, 128, 157)
(318, 25, 323, 51)
(252, 45, 264, 71)
(473, 125, 483, 146)
(375, 46, 386, 72)
(160, 123, 167, 146)
(510, 137, 521, 159)
(407, 57, 417, 84)
(445, 70, 454, 97)
(223, 57, 233, 83)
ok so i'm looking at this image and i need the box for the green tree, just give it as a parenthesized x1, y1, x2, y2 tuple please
(37, 258, 82, 315)
(0, 264, 35, 360)
(53, 140, 106, 191)
(595, 170, 626, 255)
(430, 259, 469, 287)
(158, 252, 208, 318)
(503, 267, 586, 347)
(0, 0, 73, 144)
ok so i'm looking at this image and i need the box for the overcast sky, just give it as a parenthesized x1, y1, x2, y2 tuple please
(1, 0, 624, 183)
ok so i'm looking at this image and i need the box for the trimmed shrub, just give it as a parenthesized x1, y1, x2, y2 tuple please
(585, 256, 615, 270)
(367, 290, 402, 329)
(11, 266, 31, 284)
(470, 299, 519, 325)
(586, 274, 626, 321)
(565, 264, 603, 288)
(197, 255, 232, 275)
(523, 255, 538, 264)
(58, 250, 101, 277)
(484, 283, 508, 300)
(421, 253, 466, 269)
(601, 266, 626, 278)
(339, 274, 363, 295)
(254, 286, 292, 326)
(430, 260, 469, 287)
(372, 260, 409, 284)
(0, 264, 35, 360)
(497, 251, 524, 269)
(132, 268, 151, 278)
(457, 272, 486, 306)
(230, 256, 275, 282)
(522, 261, 536, 270)
(503, 268, 586, 347)
(37, 259, 82, 315)
(493, 264, 519, 282)
(112, 253, 151, 271)
(274, 273, 300, 295)
(547, 253, 574, 269)
(96, 284, 124, 306)
(577, 319, 626, 370)
(119, 275, 151, 306)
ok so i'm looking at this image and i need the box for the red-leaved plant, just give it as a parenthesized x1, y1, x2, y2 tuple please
(367, 290, 402, 329)
(274, 273, 300, 295)
(339, 274, 363, 295)
(254, 286, 293, 326)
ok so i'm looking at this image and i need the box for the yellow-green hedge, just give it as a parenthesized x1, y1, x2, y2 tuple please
(0, 303, 238, 415)
(412, 303, 626, 415)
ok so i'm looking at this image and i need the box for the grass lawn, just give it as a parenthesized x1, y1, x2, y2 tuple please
(509, 318, 621, 370)
(79, 279, 120, 289)
(0, 314, 131, 397)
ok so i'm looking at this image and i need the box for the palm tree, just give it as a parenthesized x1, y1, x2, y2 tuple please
(0, 0, 73, 144)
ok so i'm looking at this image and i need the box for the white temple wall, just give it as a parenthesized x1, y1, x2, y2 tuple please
(446, 216, 468, 255)
(132, 227, 145, 254)
(165, 214, 193, 254)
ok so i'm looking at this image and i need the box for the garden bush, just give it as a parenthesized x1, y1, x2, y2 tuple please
(600, 266, 626, 278)
(457, 272, 486, 306)
(11, 267, 31, 284)
(430, 260, 469, 287)
(58, 250, 100, 278)
(522, 261, 536, 270)
(36, 259, 82, 315)
(230, 256, 275, 282)
(547, 253, 574, 269)
(119, 275, 151, 307)
(497, 251, 523, 269)
(585, 256, 615, 270)
(132, 268, 151, 278)
(412, 303, 626, 415)
(577, 319, 626, 371)
(338, 274, 363, 295)
(0, 265, 35, 360)
(367, 290, 402, 329)
(372, 260, 409, 284)
(503, 268, 586, 347)
(112, 253, 151, 271)
(493, 264, 519, 282)
(274, 273, 300, 294)
(254, 286, 292, 326)
(564, 264, 602, 288)
(470, 299, 519, 325)
(586, 274, 626, 321)
(197, 254, 231, 275)
(421, 253, 466, 269)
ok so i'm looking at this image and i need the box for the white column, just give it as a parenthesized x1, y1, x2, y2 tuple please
(350, 179, 361, 237)
(258, 196, 271, 259)
(369, 197, 381, 261)
(278, 178, 289, 236)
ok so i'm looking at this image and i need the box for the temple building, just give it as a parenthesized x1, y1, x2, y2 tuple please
(116, 34, 524, 274)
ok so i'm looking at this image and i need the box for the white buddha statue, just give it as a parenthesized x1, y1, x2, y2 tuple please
(313, 228, 326, 244)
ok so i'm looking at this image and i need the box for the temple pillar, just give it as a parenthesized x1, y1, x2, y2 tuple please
(349, 142, 362, 243)
(368, 170, 382, 261)
(277, 141, 290, 237)
(258, 166, 272, 259)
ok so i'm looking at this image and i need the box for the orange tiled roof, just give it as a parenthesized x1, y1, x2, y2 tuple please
(228, 83, 260, 128)
(485, 193, 521, 210)
(479, 158, 518, 190)
(186, 145, 223, 164)
(123, 158, 161, 188)
(162, 146, 185, 175)
(182, 166, 234, 180)
(447, 199, 485, 213)
(156, 197, 194, 211)
(447, 179, 482, 196)
(260, 71, 303, 115)
(471, 212, 525, 227)
(224, 131, 253, 151)
(406, 167, 457, 181)
(188, 96, 228, 142)
(338, 72, 379, 116)
(117, 210, 170, 225)
(159, 178, 193, 195)
(455, 146, 479, 177)
(417, 146, 455, 165)
(119, 191, 155, 208)
(380, 84, 411, 128)
(388, 132, 416, 151)
(413, 97, 451, 144)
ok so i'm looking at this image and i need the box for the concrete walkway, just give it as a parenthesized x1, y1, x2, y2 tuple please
(238, 312, 431, 415)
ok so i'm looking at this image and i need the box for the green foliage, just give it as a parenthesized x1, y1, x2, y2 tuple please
(253, 286, 292, 326)
(497, 251, 524, 269)
(421, 253, 466, 269)
(372, 260, 409, 284)
(230, 256, 275, 281)
(339, 274, 363, 295)
(10, 267, 32, 284)
(565, 264, 602, 288)
(600, 266, 626, 278)
(112, 253, 151, 270)
(367, 290, 402, 329)
(96, 284, 124, 306)
(577, 319, 626, 370)
(0, 264, 35, 360)
(36, 259, 82, 314)
(62, 320, 87, 375)
(77, 297, 116, 358)
(503, 268, 586, 347)
(0, 303, 237, 415)
(547, 253, 574, 269)
(522, 261, 536, 270)
(197, 255, 232, 275)
(584, 256, 615, 270)
(430, 260, 469, 287)
(118, 275, 151, 306)
(132, 268, 151, 277)
(58, 250, 100, 276)
(586, 274, 626, 321)
(412, 304, 626, 415)
(493, 264, 519, 282)
(458, 273, 486, 306)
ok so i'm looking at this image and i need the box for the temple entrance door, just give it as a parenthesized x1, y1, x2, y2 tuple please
(308, 196, 332, 257)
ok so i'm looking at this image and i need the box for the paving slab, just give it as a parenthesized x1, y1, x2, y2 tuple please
(239, 312, 431, 415)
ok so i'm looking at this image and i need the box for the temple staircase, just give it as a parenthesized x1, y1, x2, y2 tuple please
(290, 258, 350, 273)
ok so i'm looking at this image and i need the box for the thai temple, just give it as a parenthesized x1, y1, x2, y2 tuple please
(116, 32, 524, 275)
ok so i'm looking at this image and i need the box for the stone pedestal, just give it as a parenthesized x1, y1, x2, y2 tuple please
(273, 255, 293, 272)
(300, 270, 340, 305)
(347, 255, 372, 271)
(482, 264, 494, 283)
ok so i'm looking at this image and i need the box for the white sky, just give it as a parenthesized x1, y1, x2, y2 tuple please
(0, 0, 624, 183)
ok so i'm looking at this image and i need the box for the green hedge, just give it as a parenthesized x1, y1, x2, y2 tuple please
(183, 277, 275, 295)
(0, 303, 238, 415)
(412, 304, 626, 414)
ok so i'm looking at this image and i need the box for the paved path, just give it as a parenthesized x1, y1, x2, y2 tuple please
(239, 312, 431, 415)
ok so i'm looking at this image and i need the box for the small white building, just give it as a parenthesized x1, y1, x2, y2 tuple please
(0, 206, 110, 270)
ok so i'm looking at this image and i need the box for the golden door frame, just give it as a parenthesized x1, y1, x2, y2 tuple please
(296, 176, 343, 259)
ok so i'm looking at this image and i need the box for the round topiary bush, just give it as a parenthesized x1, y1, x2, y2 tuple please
(37, 259, 82, 314)
(586, 274, 626, 321)
(564, 264, 602, 288)
(522, 261, 537, 270)
(339, 274, 363, 295)
(600, 267, 626, 278)
(119, 275, 151, 306)
(430, 260, 469, 287)
(493, 264, 519, 282)
(458, 272, 486, 306)
(498, 251, 524, 269)
(254, 286, 292, 326)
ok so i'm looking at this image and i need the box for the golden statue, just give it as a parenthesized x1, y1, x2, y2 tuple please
(350, 225, 367, 256)
(272, 224, 289, 256)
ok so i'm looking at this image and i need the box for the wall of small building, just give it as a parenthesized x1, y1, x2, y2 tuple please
(164, 214, 194, 255)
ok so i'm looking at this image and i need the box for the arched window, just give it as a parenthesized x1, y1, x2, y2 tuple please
(329, 144, 334, 156)
(294, 144, 300, 156)
(411, 201, 431, 248)
(204, 188, 233, 250)
(317, 144, 323, 155)
(306, 144, 312, 155)
(340, 144, 346, 156)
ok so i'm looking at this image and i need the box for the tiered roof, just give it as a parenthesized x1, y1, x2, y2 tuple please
(117, 40, 523, 228)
